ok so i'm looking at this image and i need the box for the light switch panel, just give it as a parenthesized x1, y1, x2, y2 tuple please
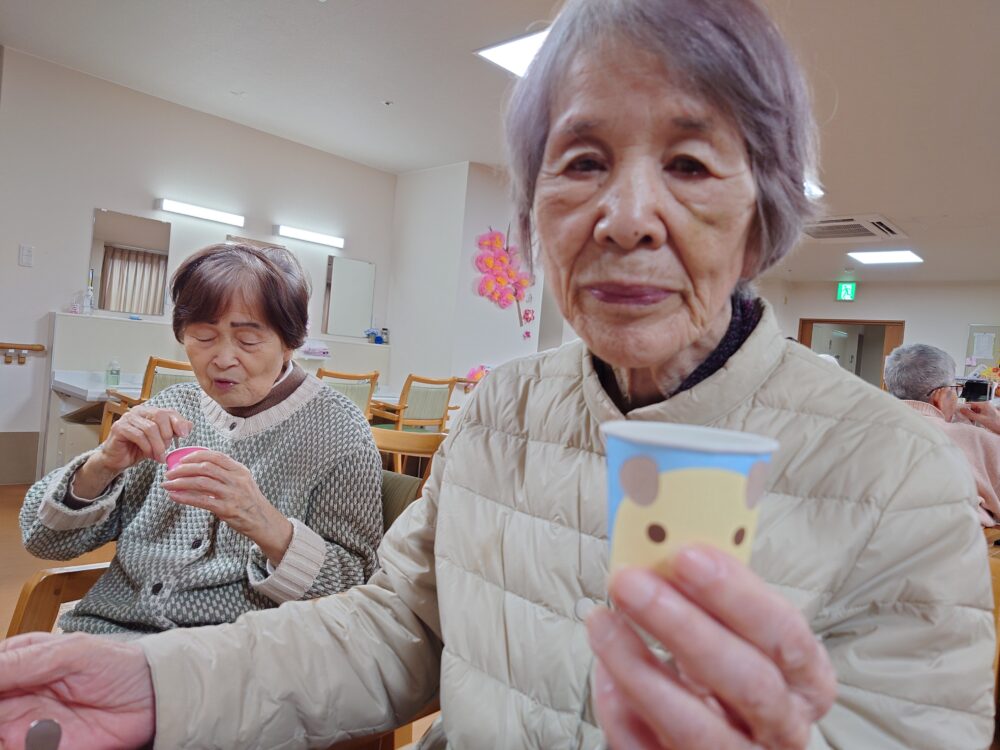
(18, 244, 35, 267)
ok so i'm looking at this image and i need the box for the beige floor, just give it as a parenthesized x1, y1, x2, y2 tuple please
(0, 483, 115, 633)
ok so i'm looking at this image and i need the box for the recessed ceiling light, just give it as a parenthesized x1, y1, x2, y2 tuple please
(476, 29, 550, 77)
(804, 179, 824, 200)
(847, 250, 923, 265)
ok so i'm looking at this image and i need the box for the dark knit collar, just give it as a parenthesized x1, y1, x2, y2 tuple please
(672, 294, 763, 397)
(223, 361, 307, 418)
(594, 294, 764, 412)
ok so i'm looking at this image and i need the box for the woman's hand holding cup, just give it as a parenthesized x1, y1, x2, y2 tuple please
(73, 407, 192, 499)
(592, 422, 834, 747)
(589, 548, 836, 749)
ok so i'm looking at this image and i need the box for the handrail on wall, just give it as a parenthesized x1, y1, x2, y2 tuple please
(1, 342, 46, 365)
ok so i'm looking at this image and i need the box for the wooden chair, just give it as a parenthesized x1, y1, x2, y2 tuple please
(317, 369, 380, 421)
(373, 427, 445, 480)
(370, 375, 458, 435)
(100, 357, 195, 441)
(6, 562, 110, 638)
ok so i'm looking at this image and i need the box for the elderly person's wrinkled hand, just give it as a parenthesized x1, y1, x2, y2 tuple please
(961, 401, 1000, 435)
(0, 632, 154, 750)
(589, 546, 836, 749)
(163, 450, 294, 563)
(72, 406, 193, 500)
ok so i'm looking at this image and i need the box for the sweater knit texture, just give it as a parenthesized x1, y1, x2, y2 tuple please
(20, 374, 383, 636)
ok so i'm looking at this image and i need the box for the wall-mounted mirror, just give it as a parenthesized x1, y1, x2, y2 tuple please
(90, 209, 171, 316)
(323, 256, 375, 338)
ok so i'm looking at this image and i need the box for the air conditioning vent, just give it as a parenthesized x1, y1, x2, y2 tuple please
(803, 214, 908, 243)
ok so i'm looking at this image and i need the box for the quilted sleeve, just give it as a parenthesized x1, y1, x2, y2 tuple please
(140, 430, 452, 749)
(811, 439, 995, 749)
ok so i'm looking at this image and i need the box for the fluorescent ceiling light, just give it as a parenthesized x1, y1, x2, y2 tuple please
(848, 250, 923, 265)
(832, 330, 848, 337)
(157, 199, 244, 227)
(804, 179, 825, 200)
(476, 29, 549, 77)
(276, 225, 345, 249)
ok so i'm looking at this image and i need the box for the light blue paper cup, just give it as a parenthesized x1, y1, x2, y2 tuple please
(601, 422, 779, 572)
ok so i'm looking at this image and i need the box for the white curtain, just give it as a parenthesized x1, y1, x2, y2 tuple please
(99, 245, 167, 315)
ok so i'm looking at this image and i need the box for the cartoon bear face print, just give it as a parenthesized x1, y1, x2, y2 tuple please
(610, 457, 769, 573)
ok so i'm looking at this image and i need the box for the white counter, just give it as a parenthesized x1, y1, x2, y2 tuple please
(51, 370, 143, 402)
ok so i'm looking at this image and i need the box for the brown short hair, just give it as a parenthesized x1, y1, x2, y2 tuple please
(171, 243, 310, 349)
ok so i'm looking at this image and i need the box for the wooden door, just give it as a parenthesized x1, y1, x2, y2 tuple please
(880, 324, 905, 389)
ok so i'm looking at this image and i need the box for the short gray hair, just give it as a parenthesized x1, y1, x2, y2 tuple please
(504, 0, 819, 278)
(883, 344, 957, 402)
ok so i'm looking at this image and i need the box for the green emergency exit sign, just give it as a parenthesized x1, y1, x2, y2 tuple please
(836, 282, 857, 301)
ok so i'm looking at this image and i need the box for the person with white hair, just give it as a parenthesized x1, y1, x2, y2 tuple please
(885, 343, 1000, 526)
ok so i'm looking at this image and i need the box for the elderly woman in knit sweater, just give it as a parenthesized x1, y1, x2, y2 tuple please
(19, 244, 383, 637)
(885, 343, 1000, 526)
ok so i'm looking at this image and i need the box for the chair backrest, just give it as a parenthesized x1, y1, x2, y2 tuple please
(6, 562, 110, 638)
(101, 357, 194, 441)
(317, 369, 380, 419)
(380, 469, 423, 532)
(372, 429, 446, 485)
(142, 357, 195, 399)
(398, 375, 458, 430)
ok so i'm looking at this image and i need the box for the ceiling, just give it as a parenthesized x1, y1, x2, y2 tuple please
(0, 0, 997, 283)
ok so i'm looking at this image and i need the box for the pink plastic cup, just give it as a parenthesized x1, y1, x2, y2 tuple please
(165, 446, 209, 470)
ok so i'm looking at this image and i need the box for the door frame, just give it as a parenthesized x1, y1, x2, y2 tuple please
(798, 318, 905, 390)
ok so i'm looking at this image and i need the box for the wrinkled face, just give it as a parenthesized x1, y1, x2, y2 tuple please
(182, 299, 291, 409)
(610, 460, 769, 570)
(533, 40, 759, 369)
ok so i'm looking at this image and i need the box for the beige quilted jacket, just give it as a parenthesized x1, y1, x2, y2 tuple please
(141, 303, 995, 749)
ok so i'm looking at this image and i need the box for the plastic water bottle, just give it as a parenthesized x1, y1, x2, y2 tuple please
(82, 268, 96, 315)
(106, 359, 121, 387)
(82, 286, 95, 316)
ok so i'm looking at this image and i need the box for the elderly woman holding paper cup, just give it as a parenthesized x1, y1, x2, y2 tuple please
(18, 243, 383, 637)
(0, 1, 993, 748)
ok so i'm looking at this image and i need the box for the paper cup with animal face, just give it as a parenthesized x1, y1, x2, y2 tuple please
(601, 422, 779, 572)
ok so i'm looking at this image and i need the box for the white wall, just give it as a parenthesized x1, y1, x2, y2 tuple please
(385, 163, 469, 392)
(755, 277, 794, 335)
(386, 162, 548, 403)
(760, 279, 1000, 373)
(0, 49, 397, 435)
(450, 163, 542, 387)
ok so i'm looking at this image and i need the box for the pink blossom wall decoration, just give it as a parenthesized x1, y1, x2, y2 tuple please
(473, 228, 536, 331)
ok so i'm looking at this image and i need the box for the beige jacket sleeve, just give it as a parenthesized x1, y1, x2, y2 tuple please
(809, 440, 995, 750)
(139, 438, 451, 750)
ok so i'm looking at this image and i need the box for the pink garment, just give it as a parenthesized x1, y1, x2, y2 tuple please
(904, 400, 1000, 526)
